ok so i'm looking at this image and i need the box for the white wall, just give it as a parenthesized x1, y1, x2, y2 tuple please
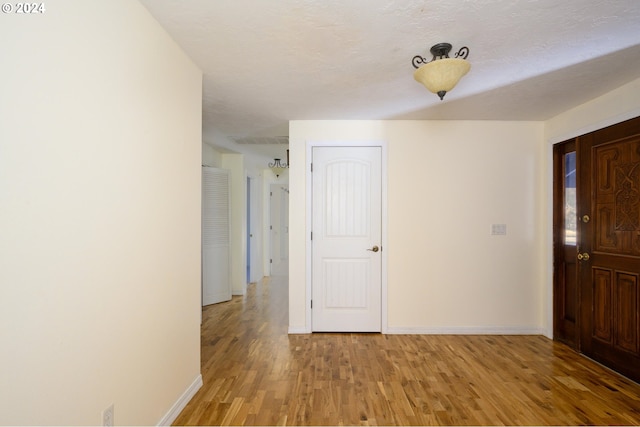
(0, 1, 202, 425)
(221, 154, 247, 295)
(545, 77, 640, 144)
(289, 120, 545, 334)
(202, 143, 223, 168)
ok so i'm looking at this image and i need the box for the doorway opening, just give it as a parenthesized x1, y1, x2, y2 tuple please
(552, 116, 640, 382)
(269, 184, 289, 277)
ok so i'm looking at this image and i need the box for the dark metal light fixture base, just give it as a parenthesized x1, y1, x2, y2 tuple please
(430, 43, 453, 59)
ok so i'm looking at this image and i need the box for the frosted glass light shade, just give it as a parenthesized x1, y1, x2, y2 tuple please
(269, 157, 288, 177)
(271, 166, 286, 177)
(414, 57, 471, 98)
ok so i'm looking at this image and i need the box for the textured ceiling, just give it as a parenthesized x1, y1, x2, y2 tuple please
(139, 0, 640, 158)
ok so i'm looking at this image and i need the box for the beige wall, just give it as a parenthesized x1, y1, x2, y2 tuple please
(0, 1, 202, 425)
(289, 120, 545, 333)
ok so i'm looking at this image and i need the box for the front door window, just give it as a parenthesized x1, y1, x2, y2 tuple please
(564, 151, 577, 245)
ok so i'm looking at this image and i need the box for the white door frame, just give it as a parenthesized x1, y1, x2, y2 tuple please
(305, 140, 388, 333)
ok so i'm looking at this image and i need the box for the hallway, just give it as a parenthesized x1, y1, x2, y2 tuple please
(174, 275, 640, 425)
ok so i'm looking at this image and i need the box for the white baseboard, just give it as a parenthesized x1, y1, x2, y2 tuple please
(157, 374, 203, 426)
(287, 326, 545, 335)
(386, 326, 546, 335)
(288, 326, 310, 334)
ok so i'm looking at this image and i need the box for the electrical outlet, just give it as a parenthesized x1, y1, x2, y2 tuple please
(102, 404, 114, 427)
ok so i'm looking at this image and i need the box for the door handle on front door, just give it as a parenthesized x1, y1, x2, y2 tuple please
(367, 245, 380, 252)
(577, 252, 590, 261)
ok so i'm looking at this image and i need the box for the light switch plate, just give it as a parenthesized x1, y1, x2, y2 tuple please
(491, 224, 507, 236)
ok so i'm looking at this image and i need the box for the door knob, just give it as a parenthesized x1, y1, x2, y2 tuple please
(367, 245, 380, 252)
(577, 252, 590, 261)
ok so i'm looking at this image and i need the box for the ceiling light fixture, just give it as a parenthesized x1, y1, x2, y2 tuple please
(269, 150, 289, 177)
(412, 43, 470, 100)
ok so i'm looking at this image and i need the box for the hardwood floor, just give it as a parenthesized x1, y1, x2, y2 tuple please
(174, 275, 640, 425)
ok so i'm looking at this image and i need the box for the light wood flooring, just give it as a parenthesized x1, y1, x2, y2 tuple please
(174, 275, 640, 425)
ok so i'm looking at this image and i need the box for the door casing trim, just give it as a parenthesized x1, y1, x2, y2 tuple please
(305, 140, 388, 333)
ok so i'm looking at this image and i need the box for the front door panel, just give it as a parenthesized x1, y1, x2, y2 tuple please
(579, 117, 640, 382)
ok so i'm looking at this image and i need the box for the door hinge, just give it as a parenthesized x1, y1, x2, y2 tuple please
(270, 225, 272, 230)
(311, 300, 313, 309)
(310, 163, 313, 172)
(270, 259, 272, 264)
(311, 231, 313, 240)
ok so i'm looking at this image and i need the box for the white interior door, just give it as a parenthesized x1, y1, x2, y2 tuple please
(312, 146, 382, 332)
(270, 184, 290, 276)
(248, 177, 261, 283)
(280, 186, 289, 260)
(270, 184, 281, 274)
(202, 166, 231, 306)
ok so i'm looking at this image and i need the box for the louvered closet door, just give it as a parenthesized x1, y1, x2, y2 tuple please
(202, 167, 231, 306)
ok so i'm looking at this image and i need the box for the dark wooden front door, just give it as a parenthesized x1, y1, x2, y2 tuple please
(578, 117, 640, 382)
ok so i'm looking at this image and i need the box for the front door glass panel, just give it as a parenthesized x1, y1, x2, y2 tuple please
(565, 151, 577, 245)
